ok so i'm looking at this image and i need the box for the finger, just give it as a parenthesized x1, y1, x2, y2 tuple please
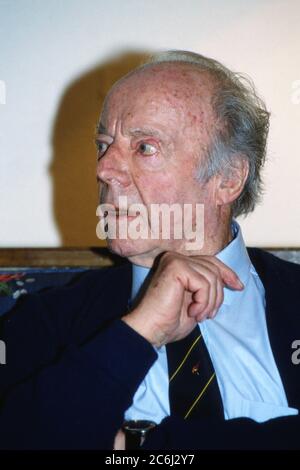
(188, 280, 210, 318)
(189, 262, 220, 314)
(209, 276, 224, 319)
(195, 256, 243, 291)
(196, 271, 217, 320)
(188, 262, 224, 320)
(186, 262, 221, 320)
(180, 258, 231, 321)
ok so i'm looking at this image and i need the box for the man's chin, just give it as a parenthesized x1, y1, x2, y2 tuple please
(106, 238, 158, 261)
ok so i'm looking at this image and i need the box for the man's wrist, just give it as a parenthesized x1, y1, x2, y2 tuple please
(122, 309, 168, 348)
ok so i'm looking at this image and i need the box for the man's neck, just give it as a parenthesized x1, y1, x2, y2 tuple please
(128, 218, 233, 268)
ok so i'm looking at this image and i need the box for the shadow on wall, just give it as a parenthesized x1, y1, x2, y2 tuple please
(49, 51, 150, 246)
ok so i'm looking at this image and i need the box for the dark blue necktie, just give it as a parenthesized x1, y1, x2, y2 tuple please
(167, 325, 224, 419)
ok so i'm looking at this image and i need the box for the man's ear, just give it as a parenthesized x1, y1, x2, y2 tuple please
(215, 157, 249, 207)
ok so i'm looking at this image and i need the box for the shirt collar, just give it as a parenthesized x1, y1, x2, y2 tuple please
(216, 220, 251, 306)
(131, 264, 151, 302)
(131, 221, 251, 306)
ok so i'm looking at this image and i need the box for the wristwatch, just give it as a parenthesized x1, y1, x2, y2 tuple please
(122, 420, 157, 449)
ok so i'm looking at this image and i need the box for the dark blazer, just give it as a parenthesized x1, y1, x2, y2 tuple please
(0, 248, 299, 449)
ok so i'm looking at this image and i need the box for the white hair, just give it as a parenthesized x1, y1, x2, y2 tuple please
(140, 50, 270, 217)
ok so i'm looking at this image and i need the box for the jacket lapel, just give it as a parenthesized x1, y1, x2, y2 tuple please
(248, 248, 300, 409)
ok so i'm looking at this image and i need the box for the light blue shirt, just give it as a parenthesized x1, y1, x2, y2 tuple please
(125, 223, 298, 424)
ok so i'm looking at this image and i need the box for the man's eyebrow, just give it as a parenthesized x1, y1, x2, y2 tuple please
(126, 128, 163, 139)
(95, 125, 164, 140)
(96, 122, 107, 135)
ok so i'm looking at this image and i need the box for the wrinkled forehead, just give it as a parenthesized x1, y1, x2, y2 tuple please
(100, 63, 215, 127)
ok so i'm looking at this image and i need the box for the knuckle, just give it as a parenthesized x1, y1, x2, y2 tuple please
(160, 251, 173, 263)
(161, 251, 177, 265)
(161, 251, 185, 271)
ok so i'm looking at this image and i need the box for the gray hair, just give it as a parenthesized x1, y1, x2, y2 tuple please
(142, 50, 270, 217)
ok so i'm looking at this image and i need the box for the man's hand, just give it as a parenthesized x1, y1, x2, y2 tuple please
(122, 252, 243, 347)
(113, 429, 125, 450)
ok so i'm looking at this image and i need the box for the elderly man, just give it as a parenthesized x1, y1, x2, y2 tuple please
(0, 51, 300, 450)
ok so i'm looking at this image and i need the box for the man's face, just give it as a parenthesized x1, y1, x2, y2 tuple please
(96, 64, 217, 266)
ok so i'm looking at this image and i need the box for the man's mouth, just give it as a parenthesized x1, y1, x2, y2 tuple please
(104, 208, 137, 220)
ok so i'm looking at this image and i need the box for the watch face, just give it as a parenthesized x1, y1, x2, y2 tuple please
(122, 420, 157, 450)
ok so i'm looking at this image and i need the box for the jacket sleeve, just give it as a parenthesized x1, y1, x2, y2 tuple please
(0, 272, 157, 449)
(143, 413, 300, 449)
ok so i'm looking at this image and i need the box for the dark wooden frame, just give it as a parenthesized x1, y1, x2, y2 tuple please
(0, 248, 117, 268)
(0, 248, 299, 268)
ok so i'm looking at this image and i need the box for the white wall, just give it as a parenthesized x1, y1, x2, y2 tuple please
(0, 0, 299, 247)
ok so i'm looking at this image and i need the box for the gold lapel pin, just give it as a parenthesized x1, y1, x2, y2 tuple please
(192, 362, 200, 375)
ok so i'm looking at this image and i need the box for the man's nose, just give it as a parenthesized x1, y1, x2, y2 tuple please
(96, 146, 131, 187)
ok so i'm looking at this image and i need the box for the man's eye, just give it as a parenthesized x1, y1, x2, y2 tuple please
(138, 142, 157, 156)
(96, 141, 109, 156)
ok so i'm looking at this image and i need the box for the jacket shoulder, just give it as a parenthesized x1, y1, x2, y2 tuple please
(247, 247, 300, 283)
(34, 261, 131, 299)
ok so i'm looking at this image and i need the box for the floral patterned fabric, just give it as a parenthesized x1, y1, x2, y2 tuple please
(0, 268, 87, 316)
